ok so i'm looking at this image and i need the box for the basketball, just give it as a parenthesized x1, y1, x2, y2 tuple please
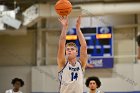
(55, 0, 72, 16)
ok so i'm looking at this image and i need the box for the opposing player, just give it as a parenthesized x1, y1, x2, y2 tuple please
(57, 16, 87, 93)
(85, 76, 104, 93)
(5, 78, 24, 93)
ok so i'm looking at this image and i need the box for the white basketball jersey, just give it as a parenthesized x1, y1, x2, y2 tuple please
(86, 90, 103, 93)
(58, 60, 84, 93)
(5, 89, 22, 93)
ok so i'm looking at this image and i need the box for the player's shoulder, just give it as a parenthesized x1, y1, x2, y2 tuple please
(76, 59, 85, 69)
(5, 89, 12, 93)
(84, 90, 104, 93)
(97, 90, 104, 93)
(58, 60, 69, 72)
(77, 59, 82, 64)
(5, 89, 22, 93)
(19, 91, 23, 93)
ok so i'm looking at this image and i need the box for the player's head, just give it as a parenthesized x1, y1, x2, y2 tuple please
(11, 78, 24, 89)
(65, 42, 78, 59)
(85, 76, 101, 90)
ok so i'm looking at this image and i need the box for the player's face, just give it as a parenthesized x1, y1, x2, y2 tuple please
(66, 46, 77, 58)
(13, 81, 21, 89)
(89, 80, 97, 90)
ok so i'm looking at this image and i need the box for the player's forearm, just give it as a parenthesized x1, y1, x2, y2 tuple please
(76, 28, 87, 46)
(59, 26, 67, 45)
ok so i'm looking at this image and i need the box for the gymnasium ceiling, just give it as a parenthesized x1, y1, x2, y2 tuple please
(0, 0, 140, 12)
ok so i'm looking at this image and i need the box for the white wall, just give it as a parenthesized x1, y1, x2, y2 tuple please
(134, 63, 140, 91)
(0, 31, 36, 66)
(69, 15, 135, 28)
(31, 66, 59, 92)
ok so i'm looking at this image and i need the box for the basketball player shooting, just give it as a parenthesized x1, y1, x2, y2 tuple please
(57, 16, 88, 93)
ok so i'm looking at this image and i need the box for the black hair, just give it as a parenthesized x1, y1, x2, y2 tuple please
(85, 76, 101, 88)
(137, 35, 140, 47)
(11, 78, 24, 87)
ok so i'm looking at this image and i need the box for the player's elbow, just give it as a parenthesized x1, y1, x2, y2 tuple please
(81, 45, 87, 50)
(59, 36, 66, 42)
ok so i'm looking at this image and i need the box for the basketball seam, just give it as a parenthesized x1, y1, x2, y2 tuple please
(56, 7, 72, 10)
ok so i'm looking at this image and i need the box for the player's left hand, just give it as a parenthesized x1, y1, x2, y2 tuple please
(58, 16, 68, 28)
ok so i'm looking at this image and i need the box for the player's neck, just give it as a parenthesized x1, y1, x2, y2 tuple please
(90, 89, 96, 93)
(13, 88, 19, 92)
(68, 58, 77, 66)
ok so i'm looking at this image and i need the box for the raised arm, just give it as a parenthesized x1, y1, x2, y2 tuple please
(76, 16, 88, 69)
(57, 16, 68, 69)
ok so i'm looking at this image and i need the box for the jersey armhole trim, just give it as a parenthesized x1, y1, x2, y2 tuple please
(77, 60, 84, 71)
(58, 61, 68, 73)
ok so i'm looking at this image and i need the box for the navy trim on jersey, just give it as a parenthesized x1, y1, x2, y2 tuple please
(58, 61, 68, 92)
(78, 60, 82, 67)
(77, 60, 84, 71)
(58, 61, 68, 73)
(58, 79, 61, 92)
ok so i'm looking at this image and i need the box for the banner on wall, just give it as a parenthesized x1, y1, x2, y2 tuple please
(67, 26, 114, 68)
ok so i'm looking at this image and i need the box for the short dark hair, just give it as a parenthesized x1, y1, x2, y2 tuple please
(137, 35, 140, 47)
(85, 76, 101, 88)
(11, 78, 24, 87)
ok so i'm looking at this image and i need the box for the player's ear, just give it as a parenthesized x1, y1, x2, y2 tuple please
(76, 51, 78, 55)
